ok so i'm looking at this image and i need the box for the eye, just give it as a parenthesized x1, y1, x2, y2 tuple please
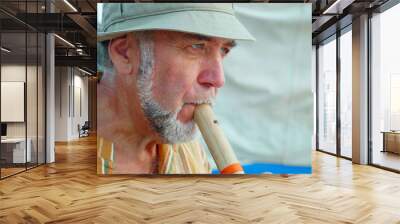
(220, 47, 230, 56)
(185, 43, 206, 55)
(191, 43, 205, 50)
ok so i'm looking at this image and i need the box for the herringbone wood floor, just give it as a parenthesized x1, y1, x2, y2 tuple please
(0, 135, 399, 224)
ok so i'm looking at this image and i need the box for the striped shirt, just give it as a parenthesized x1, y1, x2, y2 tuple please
(97, 137, 211, 174)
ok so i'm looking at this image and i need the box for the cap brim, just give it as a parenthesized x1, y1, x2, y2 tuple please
(97, 10, 255, 42)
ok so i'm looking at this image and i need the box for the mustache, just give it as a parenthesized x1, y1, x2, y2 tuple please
(173, 97, 216, 115)
(185, 97, 216, 106)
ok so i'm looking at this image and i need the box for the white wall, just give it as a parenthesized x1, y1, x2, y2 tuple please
(1, 65, 26, 134)
(54, 67, 89, 141)
(72, 73, 89, 138)
(1, 82, 25, 122)
(55, 67, 69, 141)
(1, 63, 46, 164)
(1, 65, 39, 138)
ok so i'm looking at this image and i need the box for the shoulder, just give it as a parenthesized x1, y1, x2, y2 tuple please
(161, 139, 211, 174)
(97, 136, 114, 174)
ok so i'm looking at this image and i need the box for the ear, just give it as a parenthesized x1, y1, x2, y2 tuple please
(108, 35, 134, 75)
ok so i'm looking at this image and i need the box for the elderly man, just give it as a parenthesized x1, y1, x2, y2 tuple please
(97, 3, 254, 174)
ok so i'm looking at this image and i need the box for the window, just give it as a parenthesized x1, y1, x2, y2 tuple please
(371, 3, 400, 171)
(339, 29, 352, 158)
(317, 37, 337, 154)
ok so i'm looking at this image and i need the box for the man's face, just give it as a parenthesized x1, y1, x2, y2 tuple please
(131, 31, 235, 143)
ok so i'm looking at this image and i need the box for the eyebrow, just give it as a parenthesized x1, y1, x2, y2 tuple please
(184, 33, 237, 48)
(184, 33, 212, 41)
(227, 40, 237, 48)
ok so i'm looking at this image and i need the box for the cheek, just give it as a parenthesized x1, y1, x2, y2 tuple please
(152, 60, 199, 109)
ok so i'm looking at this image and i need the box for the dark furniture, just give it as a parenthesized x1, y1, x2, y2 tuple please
(381, 131, 400, 155)
(78, 121, 90, 138)
(1, 123, 7, 137)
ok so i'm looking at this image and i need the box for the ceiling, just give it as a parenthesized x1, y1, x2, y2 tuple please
(0, 0, 98, 74)
(310, 0, 391, 44)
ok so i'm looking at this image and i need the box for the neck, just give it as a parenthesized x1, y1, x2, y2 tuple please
(113, 137, 158, 174)
(98, 72, 160, 174)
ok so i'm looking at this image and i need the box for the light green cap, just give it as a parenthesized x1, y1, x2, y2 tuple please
(97, 3, 255, 42)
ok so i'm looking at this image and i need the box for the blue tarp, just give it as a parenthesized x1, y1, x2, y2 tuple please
(212, 163, 312, 174)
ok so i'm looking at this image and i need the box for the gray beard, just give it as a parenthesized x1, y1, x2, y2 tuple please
(135, 32, 200, 144)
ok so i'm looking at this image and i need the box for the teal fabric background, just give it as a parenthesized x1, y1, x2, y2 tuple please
(205, 4, 313, 170)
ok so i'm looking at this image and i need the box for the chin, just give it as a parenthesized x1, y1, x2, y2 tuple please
(163, 119, 199, 144)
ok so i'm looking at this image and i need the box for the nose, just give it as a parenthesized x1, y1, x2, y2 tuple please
(197, 54, 225, 89)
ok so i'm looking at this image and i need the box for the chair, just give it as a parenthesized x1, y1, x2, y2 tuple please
(79, 121, 90, 138)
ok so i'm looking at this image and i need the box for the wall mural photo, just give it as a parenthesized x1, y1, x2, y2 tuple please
(96, 3, 313, 175)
